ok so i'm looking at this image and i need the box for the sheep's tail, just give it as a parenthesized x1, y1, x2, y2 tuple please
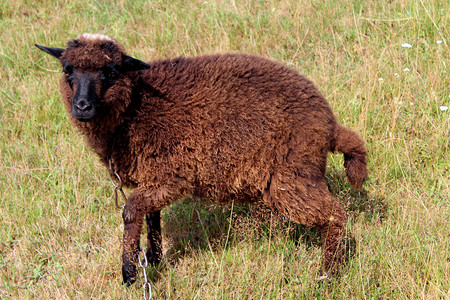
(332, 124, 368, 190)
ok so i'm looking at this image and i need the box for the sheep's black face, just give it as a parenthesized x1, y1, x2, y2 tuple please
(64, 65, 101, 122)
(63, 62, 120, 122)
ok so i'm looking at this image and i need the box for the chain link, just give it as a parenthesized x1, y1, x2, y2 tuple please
(138, 245, 152, 300)
(108, 159, 126, 209)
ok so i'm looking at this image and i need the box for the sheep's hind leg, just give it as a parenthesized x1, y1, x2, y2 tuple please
(145, 210, 162, 265)
(264, 172, 346, 277)
(320, 213, 346, 277)
(310, 190, 347, 277)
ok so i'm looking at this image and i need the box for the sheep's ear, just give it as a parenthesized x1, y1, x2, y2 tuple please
(35, 44, 65, 59)
(122, 55, 151, 72)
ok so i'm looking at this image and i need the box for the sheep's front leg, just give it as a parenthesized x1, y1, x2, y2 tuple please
(145, 210, 162, 265)
(122, 186, 175, 286)
(122, 189, 146, 286)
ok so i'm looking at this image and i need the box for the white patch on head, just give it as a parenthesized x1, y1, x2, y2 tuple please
(78, 33, 113, 42)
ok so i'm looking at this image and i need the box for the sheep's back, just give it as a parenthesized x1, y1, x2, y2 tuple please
(129, 54, 336, 201)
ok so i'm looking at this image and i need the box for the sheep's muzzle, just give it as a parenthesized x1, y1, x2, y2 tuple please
(71, 72, 100, 122)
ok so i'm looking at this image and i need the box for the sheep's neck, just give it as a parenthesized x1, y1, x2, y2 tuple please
(76, 117, 126, 164)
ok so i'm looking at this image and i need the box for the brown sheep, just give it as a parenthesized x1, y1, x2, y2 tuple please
(36, 33, 368, 286)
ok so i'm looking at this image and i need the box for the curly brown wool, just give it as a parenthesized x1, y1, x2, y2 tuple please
(36, 33, 368, 286)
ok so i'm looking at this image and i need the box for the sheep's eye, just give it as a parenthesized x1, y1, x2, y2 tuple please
(62, 64, 74, 88)
(63, 65, 73, 76)
(102, 63, 119, 80)
(105, 70, 118, 79)
(100, 63, 120, 94)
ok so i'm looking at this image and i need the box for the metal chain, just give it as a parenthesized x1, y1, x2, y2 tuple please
(138, 244, 152, 300)
(108, 159, 126, 209)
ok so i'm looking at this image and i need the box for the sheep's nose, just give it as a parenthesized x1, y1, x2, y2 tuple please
(74, 100, 93, 111)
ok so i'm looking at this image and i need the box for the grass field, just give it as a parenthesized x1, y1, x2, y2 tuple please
(0, 0, 448, 298)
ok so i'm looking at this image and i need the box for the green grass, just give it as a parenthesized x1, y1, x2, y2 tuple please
(1, 0, 449, 298)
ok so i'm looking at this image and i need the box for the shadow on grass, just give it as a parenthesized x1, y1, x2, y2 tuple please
(325, 168, 388, 223)
(150, 168, 387, 278)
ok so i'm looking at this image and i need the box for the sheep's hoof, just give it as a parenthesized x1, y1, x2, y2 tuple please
(122, 263, 137, 286)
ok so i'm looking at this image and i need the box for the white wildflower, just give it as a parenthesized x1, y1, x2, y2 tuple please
(404, 68, 410, 72)
(440, 106, 448, 111)
(393, 97, 402, 105)
(394, 73, 399, 76)
(378, 78, 384, 82)
(401, 43, 412, 48)
(437, 40, 443, 44)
